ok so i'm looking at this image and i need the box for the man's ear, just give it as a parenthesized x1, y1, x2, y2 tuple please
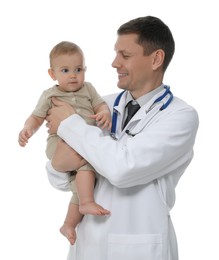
(48, 68, 56, 81)
(152, 49, 165, 71)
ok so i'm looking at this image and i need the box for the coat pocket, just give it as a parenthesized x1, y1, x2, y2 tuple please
(107, 233, 162, 260)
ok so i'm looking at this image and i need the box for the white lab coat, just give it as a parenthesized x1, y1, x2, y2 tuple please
(46, 87, 199, 260)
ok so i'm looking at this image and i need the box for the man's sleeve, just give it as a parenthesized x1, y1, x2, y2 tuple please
(46, 161, 71, 191)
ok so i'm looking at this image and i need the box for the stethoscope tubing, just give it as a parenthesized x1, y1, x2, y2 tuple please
(111, 90, 125, 138)
(110, 86, 173, 138)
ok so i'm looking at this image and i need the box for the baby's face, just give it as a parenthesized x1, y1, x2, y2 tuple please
(50, 52, 86, 92)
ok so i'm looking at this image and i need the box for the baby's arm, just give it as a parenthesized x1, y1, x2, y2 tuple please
(18, 114, 44, 147)
(90, 102, 112, 130)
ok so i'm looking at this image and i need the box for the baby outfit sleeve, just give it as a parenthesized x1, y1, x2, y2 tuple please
(85, 82, 106, 108)
(32, 90, 52, 118)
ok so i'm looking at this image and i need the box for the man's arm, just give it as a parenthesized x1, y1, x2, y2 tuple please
(56, 105, 199, 188)
(47, 96, 199, 189)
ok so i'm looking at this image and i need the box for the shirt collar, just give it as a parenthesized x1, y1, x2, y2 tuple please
(126, 84, 164, 107)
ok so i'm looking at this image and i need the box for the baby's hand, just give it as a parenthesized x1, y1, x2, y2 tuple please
(18, 128, 33, 147)
(90, 110, 112, 130)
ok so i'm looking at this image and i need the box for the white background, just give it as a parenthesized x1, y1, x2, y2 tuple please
(0, 0, 218, 259)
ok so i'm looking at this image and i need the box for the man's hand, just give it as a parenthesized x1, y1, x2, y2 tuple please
(46, 97, 75, 134)
(51, 139, 87, 172)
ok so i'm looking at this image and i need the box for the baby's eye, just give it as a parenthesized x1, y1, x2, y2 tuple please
(61, 68, 69, 73)
(74, 68, 83, 73)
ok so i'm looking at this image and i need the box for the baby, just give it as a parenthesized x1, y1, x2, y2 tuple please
(18, 41, 111, 245)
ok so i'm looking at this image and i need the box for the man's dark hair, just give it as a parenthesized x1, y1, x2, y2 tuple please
(117, 16, 175, 71)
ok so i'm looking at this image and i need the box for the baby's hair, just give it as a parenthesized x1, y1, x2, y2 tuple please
(49, 41, 84, 67)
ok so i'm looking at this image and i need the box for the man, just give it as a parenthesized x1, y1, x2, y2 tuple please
(46, 16, 199, 260)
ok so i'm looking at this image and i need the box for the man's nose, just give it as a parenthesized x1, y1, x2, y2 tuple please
(111, 55, 120, 68)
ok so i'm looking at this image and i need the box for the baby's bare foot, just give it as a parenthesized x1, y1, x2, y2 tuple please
(79, 202, 110, 216)
(60, 223, 76, 245)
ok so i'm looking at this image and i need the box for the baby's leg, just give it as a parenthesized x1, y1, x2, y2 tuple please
(76, 170, 110, 215)
(60, 202, 82, 245)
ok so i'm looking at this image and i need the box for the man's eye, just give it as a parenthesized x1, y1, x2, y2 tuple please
(122, 54, 130, 59)
(61, 68, 69, 73)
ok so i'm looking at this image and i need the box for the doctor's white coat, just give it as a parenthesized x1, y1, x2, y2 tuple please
(47, 88, 199, 260)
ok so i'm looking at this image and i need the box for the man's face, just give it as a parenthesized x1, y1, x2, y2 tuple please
(112, 33, 155, 99)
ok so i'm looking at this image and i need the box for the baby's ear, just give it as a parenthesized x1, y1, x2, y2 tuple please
(48, 68, 56, 81)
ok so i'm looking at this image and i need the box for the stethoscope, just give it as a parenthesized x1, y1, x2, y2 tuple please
(110, 85, 173, 139)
